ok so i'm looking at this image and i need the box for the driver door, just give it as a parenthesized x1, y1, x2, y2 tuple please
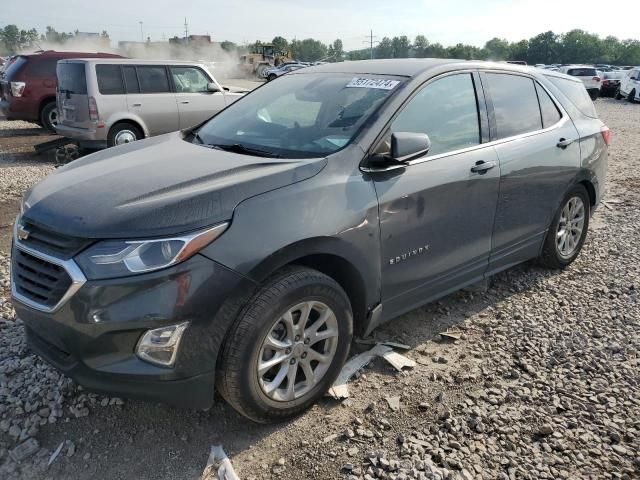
(370, 72, 500, 320)
(170, 66, 227, 128)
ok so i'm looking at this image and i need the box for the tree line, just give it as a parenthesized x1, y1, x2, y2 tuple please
(2, 23, 639, 66)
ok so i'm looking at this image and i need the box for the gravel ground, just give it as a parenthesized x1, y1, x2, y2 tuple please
(0, 99, 639, 479)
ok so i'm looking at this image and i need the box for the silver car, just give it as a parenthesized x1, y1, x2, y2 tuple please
(55, 58, 246, 147)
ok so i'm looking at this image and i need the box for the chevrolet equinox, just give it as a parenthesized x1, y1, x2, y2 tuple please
(11, 59, 609, 423)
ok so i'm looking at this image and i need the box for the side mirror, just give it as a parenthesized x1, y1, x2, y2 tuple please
(390, 132, 431, 162)
(207, 82, 221, 93)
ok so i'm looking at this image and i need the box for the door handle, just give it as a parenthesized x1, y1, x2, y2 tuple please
(557, 137, 575, 149)
(132, 103, 142, 107)
(180, 101, 190, 104)
(470, 160, 496, 174)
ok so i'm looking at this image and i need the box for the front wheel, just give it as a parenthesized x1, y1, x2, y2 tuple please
(217, 267, 353, 423)
(629, 90, 637, 103)
(538, 185, 590, 269)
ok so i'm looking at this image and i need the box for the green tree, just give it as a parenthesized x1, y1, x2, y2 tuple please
(483, 37, 510, 60)
(413, 35, 429, 58)
(425, 42, 447, 58)
(527, 31, 558, 64)
(559, 29, 602, 63)
(391, 36, 411, 58)
(376, 37, 394, 58)
(0, 25, 21, 53)
(509, 39, 529, 62)
(618, 39, 640, 65)
(327, 39, 344, 61)
(271, 36, 288, 55)
(290, 38, 327, 62)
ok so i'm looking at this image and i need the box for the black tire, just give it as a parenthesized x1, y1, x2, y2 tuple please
(628, 90, 636, 103)
(538, 184, 590, 269)
(268, 74, 277, 82)
(615, 88, 623, 100)
(40, 101, 59, 133)
(589, 90, 599, 101)
(217, 266, 353, 423)
(107, 122, 142, 147)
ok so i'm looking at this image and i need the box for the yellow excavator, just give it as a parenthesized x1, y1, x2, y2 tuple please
(238, 44, 292, 78)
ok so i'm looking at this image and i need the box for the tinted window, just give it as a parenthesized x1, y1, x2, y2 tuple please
(485, 74, 542, 139)
(545, 75, 597, 118)
(136, 66, 170, 93)
(123, 66, 139, 93)
(96, 65, 124, 95)
(2, 56, 28, 80)
(567, 68, 597, 77)
(170, 67, 209, 93)
(390, 73, 480, 156)
(604, 71, 625, 80)
(27, 57, 58, 77)
(56, 63, 87, 94)
(535, 83, 561, 128)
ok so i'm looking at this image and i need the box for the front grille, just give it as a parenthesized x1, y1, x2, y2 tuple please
(13, 249, 72, 308)
(19, 219, 91, 259)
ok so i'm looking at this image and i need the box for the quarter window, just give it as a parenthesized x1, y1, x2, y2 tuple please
(535, 82, 561, 128)
(96, 65, 124, 95)
(170, 67, 210, 93)
(389, 73, 480, 156)
(485, 74, 542, 139)
(136, 66, 170, 93)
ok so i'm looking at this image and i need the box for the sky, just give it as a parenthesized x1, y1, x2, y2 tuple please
(1, 0, 637, 51)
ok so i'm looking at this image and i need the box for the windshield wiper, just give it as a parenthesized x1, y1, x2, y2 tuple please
(209, 143, 282, 158)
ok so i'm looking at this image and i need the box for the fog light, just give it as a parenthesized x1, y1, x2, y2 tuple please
(136, 322, 189, 367)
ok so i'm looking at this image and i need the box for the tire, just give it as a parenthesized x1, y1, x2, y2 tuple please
(268, 74, 277, 82)
(107, 122, 142, 147)
(589, 90, 599, 101)
(40, 101, 59, 133)
(629, 90, 636, 103)
(538, 184, 590, 269)
(615, 88, 623, 100)
(255, 64, 269, 78)
(217, 266, 353, 423)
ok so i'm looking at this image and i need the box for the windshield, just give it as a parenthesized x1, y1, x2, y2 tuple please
(604, 71, 625, 79)
(195, 73, 404, 158)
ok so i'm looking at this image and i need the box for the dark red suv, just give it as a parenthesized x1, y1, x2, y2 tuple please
(0, 50, 122, 132)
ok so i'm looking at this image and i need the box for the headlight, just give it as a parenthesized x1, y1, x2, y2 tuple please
(76, 223, 228, 279)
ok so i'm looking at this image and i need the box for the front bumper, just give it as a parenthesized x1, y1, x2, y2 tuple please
(13, 252, 257, 409)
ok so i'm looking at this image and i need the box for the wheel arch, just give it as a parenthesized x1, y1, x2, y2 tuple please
(108, 118, 146, 140)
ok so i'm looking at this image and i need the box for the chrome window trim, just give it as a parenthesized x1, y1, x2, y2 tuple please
(10, 218, 86, 313)
(361, 69, 570, 173)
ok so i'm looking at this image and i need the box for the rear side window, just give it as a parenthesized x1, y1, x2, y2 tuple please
(96, 65, 124, 95)
(136, 66, 170, 93)
(27, 57, 58, 77)
(567, 68, 597, 77)
(390, 73, 480, 156)
(123, 66, 139, 93)
(57, 63, 87, 94)
(535, 83, 562, 128)
(545, 75, 597, 118)
(2, 56, 28, 80)
(485, 73, 542, 139)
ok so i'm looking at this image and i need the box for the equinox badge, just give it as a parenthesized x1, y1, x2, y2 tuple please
(389, 245, 430, 265)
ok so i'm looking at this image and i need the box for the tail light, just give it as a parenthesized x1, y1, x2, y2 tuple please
(88, 96, 99, 121)
(602, 80, 609, 86)
(10, 82, 26, 97)
(593, 76, 601, 82)
(600, 126, 610, 146)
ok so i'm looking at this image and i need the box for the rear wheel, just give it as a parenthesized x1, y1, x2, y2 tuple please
(268, 74, 277, 82)
(615, 87, 623, 100)
(107, 122, 142, 147)
(217, 267, 353, 423)
(40, 102, 59, 133)
(629, 89, 637, 103)
(538, 184, 590, 269)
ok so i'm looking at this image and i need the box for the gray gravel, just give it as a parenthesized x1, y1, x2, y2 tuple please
(0, 99, 639, 479)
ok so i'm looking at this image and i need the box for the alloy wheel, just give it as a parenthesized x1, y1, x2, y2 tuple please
(556, 196, 585, 258)
(257, 301, 339, 402)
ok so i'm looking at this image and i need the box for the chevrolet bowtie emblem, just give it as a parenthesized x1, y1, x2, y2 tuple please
(16, 224, 30, 241)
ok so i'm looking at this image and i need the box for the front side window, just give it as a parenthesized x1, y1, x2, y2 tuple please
(170, 67, 210, 93)
(535, 82, 562, 128)
(388, 73, 480, 156)
(196, 73, 403, 158)
(96, 64, 124, 95)
(485, 73, 542, 139)
(136, 66, 170, 93)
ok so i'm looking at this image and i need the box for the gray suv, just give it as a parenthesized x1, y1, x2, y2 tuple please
(11, 59, 608, 423)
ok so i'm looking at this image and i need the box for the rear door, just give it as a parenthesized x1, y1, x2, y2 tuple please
(57, 61, 90, 127)
(169, 65, 226, 128)
(126, 65, 179, 135)
(482, 72, 581, 273)
(372, 72, 500, 320)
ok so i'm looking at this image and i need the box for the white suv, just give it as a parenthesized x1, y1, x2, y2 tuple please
(558, 66, 602, 100)
(617, 68, 640, 102)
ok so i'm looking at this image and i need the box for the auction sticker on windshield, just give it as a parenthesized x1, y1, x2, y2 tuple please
(346, 77, 400, 90)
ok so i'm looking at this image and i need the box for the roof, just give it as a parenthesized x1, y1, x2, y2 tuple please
(299, 58, 546, 78)
(58, 58, 202, 65)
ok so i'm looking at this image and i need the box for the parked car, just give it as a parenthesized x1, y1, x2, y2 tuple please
(55, 58, 247, 148)
(264, 62, 308, 81)
(12, 60, 608, 423)
(616, 68, 640, 102)
(601, 71, 626, 97)
(0, 50, 122, 132)
(558, 66, 601, 99)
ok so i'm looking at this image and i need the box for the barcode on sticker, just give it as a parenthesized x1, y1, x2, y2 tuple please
(346, 77, 400, 90)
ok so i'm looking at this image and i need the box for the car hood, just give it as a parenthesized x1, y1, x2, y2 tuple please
(23, 132, 327, 239)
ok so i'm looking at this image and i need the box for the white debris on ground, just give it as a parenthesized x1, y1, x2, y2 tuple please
(0, 99, 639, 479)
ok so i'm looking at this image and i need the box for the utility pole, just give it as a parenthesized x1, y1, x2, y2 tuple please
(363, 29, 378, 59)
(184, 17, 189, 42)
(139, 21, 144, 42)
